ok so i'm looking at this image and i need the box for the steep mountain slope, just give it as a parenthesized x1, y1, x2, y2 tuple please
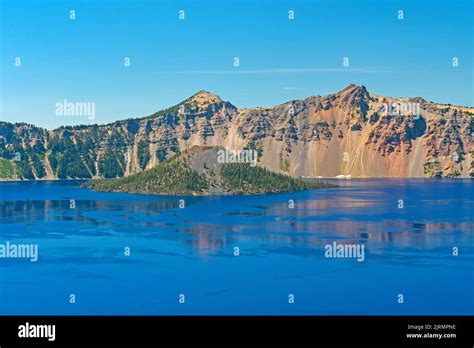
(1, 85, 473, 179)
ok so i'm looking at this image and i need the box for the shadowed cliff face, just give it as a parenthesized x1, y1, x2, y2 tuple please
(1, 85, 473, 179)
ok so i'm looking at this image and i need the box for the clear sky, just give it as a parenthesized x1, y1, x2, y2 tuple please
(1, 0, 472, 129)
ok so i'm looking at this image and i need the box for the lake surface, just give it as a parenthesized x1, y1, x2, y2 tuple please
(0, 179, 473, 315)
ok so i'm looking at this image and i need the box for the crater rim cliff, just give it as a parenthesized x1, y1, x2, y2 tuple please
(1, 84, 473, 180)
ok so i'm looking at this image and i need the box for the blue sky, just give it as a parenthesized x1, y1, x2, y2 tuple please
(1, 0, 472, 129)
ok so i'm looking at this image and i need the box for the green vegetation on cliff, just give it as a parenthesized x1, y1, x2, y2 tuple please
(137, 140, 150, 169)
(0, 158, 17, 178)
(423, 157, 442, 178)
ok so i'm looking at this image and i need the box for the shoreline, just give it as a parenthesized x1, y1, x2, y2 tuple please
(1, 176, 472, 183)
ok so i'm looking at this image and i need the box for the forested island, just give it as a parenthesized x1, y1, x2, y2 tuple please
(84, 146, 334, 195)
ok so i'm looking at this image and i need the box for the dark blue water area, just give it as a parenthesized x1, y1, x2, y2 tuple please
(0, 179, 472, 315)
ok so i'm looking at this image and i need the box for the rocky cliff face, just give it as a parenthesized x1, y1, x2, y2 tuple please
(1, 85, 473, 179)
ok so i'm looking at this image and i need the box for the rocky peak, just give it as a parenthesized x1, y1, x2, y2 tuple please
(336, 84, 369, 105)
(187, 90, 223, 107)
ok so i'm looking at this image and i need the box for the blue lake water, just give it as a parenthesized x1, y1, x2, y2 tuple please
(0, 179, 473, 315)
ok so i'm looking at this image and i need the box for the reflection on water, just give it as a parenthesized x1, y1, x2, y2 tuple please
(1, 180, 473, 254)
(0, 179, 473, 315)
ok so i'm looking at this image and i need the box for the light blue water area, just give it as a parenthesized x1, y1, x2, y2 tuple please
(0, 179, 473, 315)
